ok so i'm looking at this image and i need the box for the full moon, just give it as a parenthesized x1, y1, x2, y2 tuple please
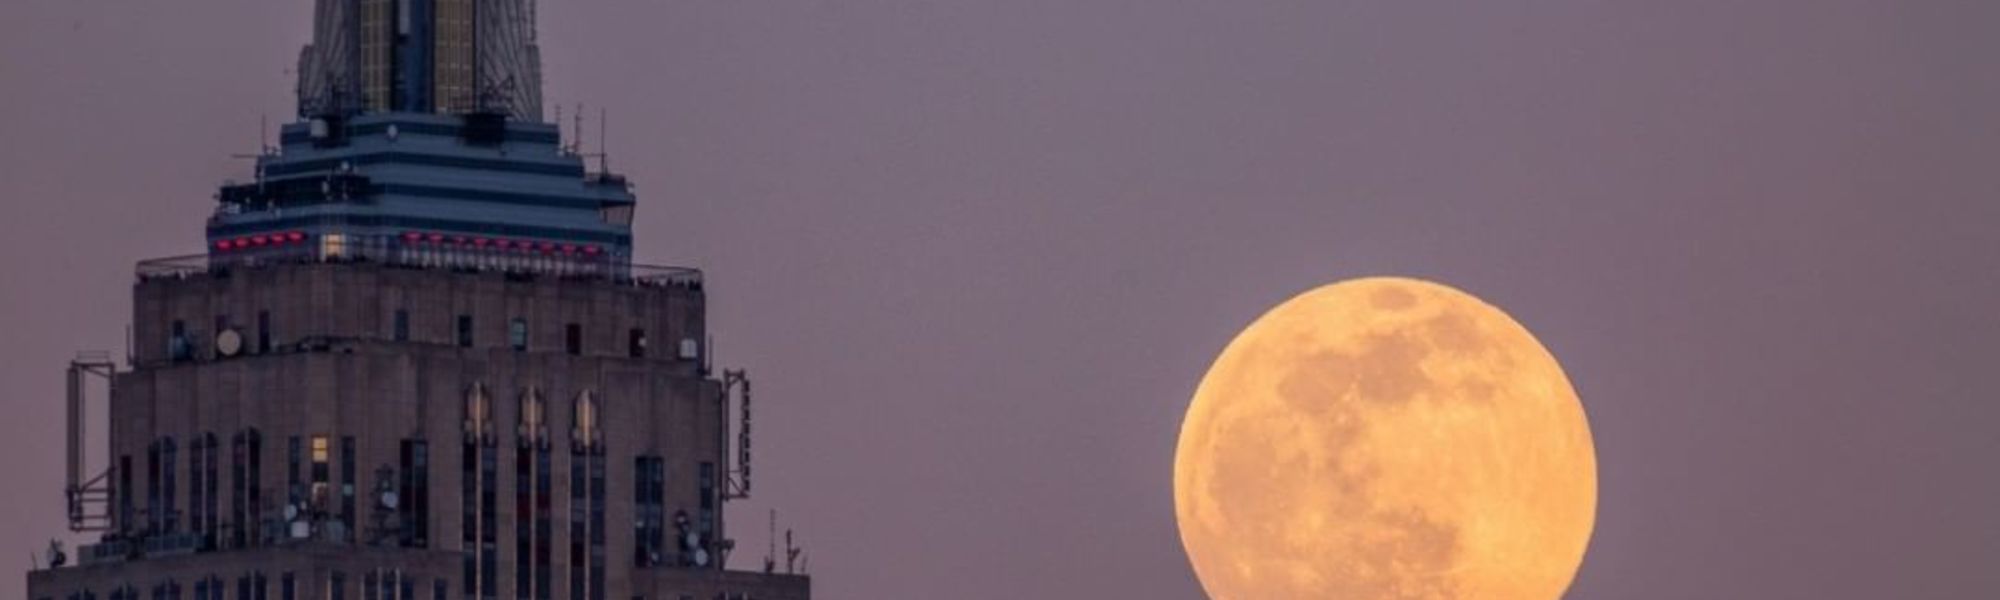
(1174, 277, 1596, 599)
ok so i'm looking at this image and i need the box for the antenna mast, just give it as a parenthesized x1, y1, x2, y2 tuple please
(764, 509, 778, 574)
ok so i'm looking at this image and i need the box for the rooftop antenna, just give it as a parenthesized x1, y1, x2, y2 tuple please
(231, 115, 271, 186)
(764, 509, 777, 574)
(573, 103, 585, 156)
(553, 103, 564, 152)
(599, 106, 610, 174)
(785, 528, 801, 575)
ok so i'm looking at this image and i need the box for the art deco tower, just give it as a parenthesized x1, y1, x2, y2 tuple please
(28, 5, 810, 600)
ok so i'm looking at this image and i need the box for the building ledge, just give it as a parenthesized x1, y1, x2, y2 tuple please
(136, 248, 702, 290)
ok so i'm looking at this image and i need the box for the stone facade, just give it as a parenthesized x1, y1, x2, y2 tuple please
(28, 261, 807, 600)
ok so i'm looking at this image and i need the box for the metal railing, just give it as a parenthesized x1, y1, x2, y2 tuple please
(137, 238, 701, 289)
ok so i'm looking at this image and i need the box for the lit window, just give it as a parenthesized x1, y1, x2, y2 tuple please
(311, 435, 330, 509)
(321, 233, 348, 259)
(509, 319, 528, 351)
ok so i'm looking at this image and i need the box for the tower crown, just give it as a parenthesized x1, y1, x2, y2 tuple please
(298, 0, 544, 121)
(207, 1, 635, 277)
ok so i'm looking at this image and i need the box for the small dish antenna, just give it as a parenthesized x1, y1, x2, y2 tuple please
(216, 329, 243, 358)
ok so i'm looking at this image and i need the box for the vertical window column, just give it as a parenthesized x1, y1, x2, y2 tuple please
(190, 438, 204, 536)
(204, 434, 219, 542)
(588, 452, 604, 600)
(146, 441, 160, 533)
(247, 429, 263, 547)
(515, 441, 531, 600)
(462, 434, 477, 600)
(311, 436, 330, 518)
(400, 439, 431, 547)
(341, 436, 357, 540)
(567, 449, 585, 600)
(534, 444, 551, 600)
(231, 434, 246, 547)
(699, 462, 716, 559)
(480, 443, 497, 600)
(288, 437, 303, 518)
(117, 454, 133, 537)
(162, 438, 178, 533)
(632, 456, 665, 566)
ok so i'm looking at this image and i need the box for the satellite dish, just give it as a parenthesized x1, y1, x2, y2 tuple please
(684, 531, 700, 550)
(289, 520, 311, 539)
(386, 124, 400, 141)
(380, 490, 400, 510)
(283, 503, 300, 521)
(215, 329, 243, 358)
(693, 548, 710, 567)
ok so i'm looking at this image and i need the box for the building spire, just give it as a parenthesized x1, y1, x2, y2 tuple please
(297, 0, 543, 121)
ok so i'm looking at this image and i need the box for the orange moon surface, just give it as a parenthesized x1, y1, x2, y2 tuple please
(1174, 277, 1596, 599)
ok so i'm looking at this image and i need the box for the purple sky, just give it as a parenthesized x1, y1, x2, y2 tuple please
(5, 1, 2000, 598)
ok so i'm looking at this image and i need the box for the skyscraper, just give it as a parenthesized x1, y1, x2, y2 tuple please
(29, 5, 810, 600)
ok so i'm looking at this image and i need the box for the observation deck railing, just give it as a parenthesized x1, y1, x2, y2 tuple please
(137, 238, 701, 289)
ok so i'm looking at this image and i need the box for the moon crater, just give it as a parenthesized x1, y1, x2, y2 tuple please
(1175, 277, 1596, 599)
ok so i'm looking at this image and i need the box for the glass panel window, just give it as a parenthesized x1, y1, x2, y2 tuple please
(509, 319, 527, 351)
(257, 311, 272, 353)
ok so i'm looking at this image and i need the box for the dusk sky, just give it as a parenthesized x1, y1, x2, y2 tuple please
(5, 2, 2000, 598)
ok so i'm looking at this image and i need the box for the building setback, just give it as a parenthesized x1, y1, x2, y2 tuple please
(28, 4, 809, 600)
